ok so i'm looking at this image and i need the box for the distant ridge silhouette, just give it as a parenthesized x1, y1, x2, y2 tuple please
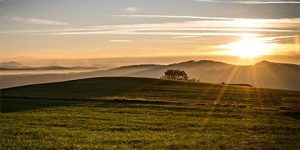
(0, 60, 299, 90)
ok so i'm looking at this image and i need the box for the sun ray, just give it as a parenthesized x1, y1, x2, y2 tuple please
(212, 65, 240, 105)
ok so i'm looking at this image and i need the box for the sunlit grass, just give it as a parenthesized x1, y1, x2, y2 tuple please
(1, 77, 299, 149)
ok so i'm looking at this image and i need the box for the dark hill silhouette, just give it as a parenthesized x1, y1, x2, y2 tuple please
(0, 60, 299, 90)
(2, 77, 298, 105)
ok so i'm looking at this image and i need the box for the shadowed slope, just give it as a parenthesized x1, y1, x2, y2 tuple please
(1, 77, 299, 110)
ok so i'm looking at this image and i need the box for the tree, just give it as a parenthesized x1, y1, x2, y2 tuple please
(161, 69, 189, 81)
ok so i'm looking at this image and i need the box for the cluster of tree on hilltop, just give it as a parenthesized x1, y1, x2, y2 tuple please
(161, 69, 189, 80)
(161, 69, 200, 82)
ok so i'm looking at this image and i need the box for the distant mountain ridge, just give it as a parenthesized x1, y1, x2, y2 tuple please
(119, 60, 299, 90)
(0, 60, 299, 91)
(0, 61, 26, 69)
(0, 61, 97, 70)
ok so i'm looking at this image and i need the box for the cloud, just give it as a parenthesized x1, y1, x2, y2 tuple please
(173, 36, 199, 39)
(54, 30, 261, 37)
(195, 0, 300, 4)
(124, 7, 140, 13)
(113, 15, 300, 28)
(3, 16, 70, 26)
(1, 15, 299, 45)
(113, 15, 234, 20)
(109, 40, 133, 43)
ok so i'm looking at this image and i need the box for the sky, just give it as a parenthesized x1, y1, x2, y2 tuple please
(0, 0, 300, 65)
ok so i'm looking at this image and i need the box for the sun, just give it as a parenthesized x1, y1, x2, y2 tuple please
(222, 37, 275, 58)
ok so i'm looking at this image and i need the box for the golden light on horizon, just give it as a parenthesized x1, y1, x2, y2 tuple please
(221, 37, 276, 58)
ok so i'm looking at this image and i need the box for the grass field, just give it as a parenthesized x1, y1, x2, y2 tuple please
(1, 77, 300, 149)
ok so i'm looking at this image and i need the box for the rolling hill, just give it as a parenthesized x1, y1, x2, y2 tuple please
(0, 60, 299, 90)
(1, 77, 299, 108)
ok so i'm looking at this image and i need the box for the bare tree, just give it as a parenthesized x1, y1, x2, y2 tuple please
(161, 69, 189, 81)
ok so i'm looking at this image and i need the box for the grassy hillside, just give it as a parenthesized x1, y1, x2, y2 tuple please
(1, 77, 300, 149)
(1, 77, 299, 108)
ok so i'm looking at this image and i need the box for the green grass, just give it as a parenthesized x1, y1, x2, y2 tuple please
(1, 77, 300, 149)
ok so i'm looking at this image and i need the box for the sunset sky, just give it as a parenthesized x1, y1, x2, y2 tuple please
(0, 0, 299, 65)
